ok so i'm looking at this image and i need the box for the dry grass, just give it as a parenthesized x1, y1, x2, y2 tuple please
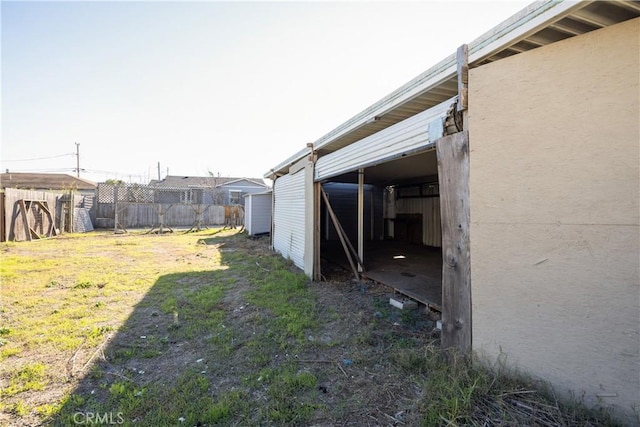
(0, 229, 622, 426)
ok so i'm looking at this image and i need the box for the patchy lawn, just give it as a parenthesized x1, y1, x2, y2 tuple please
(0, 230, 618, 426)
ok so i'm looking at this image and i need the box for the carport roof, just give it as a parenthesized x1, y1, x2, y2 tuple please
(265, 0, 640, 179)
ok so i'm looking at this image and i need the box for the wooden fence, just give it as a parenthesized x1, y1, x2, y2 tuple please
(1, 188, 95, 242)
(94, 183, 229, 229)
(0, 184, 234, 240)
(94, 203, 225, 229)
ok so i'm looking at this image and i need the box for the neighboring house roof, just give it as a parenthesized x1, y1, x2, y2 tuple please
(266, 0, 640, 178)
(149, 175, 267, 188)
(0, 173, 96, 191)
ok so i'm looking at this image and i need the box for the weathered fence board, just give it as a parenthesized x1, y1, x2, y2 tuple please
(94, 203, 225, 229)
(4, 188, 62, 242)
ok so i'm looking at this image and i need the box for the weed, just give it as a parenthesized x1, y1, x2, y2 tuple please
(88, 366, 104, 380)
(1, 362, 48, 398)
(394, 347, 430, 375)
(258, 365, 321, 423)
(1, 230, 623, 426)
(73, 281, 93, 289)
(66, 393, 85, 409)
(10, 400, 29, 416)
(35, 402, 61, 418)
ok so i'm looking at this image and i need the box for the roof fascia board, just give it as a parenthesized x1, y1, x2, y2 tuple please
(266, 0, 588, 175)
(468, 0, 587, 64)
(313, 57, 458, 152)
(264, 146, 312, 179)
(312, 1, 586, 153)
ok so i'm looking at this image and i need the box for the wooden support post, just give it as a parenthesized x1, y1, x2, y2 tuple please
(68, 192, 75, 233)
(357, 168, 364, 273)
(436, 130, 471, 355)
(17, 200, 32, 241)
(114, 185, 119, 234)
(457, 44, 469, 112)
(313, 182, 322, 281)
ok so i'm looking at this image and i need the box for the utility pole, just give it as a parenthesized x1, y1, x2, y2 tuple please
(157, 162, 161, 181)
(75, 142, 80, 177)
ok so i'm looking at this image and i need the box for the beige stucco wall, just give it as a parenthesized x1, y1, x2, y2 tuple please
(469, 18, 639, 424)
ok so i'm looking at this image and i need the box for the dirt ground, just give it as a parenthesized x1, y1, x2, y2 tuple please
(2, 231, 441, 426)
(2, 231, 618, 426)
(98, 235, 441, 425)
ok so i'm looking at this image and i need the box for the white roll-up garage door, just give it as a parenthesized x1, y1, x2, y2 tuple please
(315, 97, 454, 182)
(273, 170, 306, 270)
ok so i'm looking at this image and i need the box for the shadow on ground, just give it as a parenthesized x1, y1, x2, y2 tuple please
(49, 232, 439, 426)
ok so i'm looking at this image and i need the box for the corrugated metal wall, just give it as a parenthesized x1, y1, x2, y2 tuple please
(394, 191, 442, 247)
(315, 98, 453, 181)
(322, 183, 382, 242)
(273, 171, 306, 270)
(245, 193, 272, 236)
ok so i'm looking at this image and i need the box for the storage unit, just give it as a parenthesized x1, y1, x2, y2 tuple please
(265, 2, 640, 423)
(243, 191, 272, 236)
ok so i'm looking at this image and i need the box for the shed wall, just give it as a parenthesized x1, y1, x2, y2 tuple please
(245, 193, 272, 236)
(273, 170, 306, 270)
(469, 18, 639, 423)
(322, 183, 382, 242)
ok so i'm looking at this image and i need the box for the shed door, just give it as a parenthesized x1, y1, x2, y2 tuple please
(273, 170, 306, 270)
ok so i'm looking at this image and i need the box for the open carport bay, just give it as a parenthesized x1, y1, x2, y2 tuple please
(319, 148, 443, 309)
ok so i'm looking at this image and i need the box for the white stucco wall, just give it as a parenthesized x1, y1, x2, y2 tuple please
(469, 18, 639, 424)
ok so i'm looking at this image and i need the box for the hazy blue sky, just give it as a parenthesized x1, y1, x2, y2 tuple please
(2, 1, 528, 184)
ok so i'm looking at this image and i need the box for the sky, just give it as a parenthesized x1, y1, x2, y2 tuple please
(1, 0, 529, 185)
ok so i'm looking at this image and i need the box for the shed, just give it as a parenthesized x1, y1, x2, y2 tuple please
(243, 191, 272, 236)
(265, 1, 639, 423)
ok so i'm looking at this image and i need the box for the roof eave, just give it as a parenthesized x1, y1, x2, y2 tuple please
(266, 0, 595, 175)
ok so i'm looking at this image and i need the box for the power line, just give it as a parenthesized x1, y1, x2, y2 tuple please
(2, 153, 75, 162)
(2, 167, 78, 173)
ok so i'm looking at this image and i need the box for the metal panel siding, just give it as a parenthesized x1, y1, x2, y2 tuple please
(323, 183, 381, 242)
(273, 172, 306, 270)
(395, 197, 442, 247)
(245, 196, 253, 233)
(315, 98, 454, 181)
(246, 193, 272, 236)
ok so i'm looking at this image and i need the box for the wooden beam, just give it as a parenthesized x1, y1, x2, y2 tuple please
(436, 131, 471, 355)
(357, 169, 364, 273)
(34, 201, 56, 237)
(17, 200, 32, 241)
(313, 182, 322, 281)
(321, 188, 360, 280)
(457, 44, 469, 112)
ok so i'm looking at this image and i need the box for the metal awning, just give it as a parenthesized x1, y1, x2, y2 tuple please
(265, 0, 640, 178)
